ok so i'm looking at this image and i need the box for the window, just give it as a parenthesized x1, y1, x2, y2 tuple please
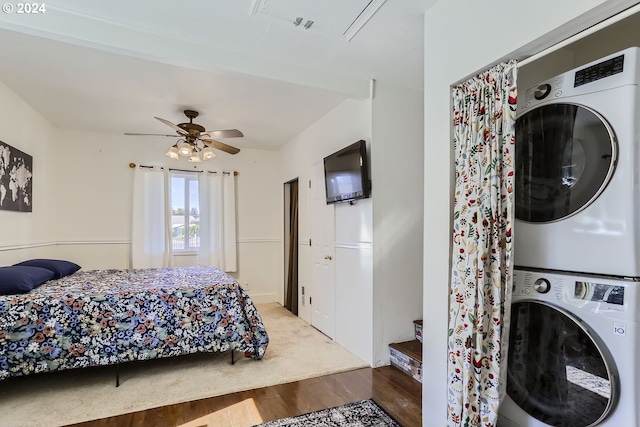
(170, 173, 200, 252)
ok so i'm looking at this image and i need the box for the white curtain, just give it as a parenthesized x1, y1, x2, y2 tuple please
(131, 167, 171, 269)
(198, 171, 237, 272)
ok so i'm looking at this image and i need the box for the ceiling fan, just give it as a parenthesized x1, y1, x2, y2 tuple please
(125, 109, 243, 162)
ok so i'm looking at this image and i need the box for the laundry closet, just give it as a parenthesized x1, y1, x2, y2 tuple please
(499, 9, 640, 427)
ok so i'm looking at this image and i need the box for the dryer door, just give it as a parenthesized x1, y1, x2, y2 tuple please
(507, 301, 618, 427)
(516, 103, 617, 222)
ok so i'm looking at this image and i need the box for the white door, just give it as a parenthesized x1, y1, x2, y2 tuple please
(309, 161, 335, 338)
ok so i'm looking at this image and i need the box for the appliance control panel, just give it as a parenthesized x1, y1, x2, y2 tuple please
(522, 76, 565, 107)
(514, 270, 627, 304)
(514, 272, 564, 300)
(574, 54, 624, 87)
(513, 269, 635, 320)
(518, 47, 638, 115)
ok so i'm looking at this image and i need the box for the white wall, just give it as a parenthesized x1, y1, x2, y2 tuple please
(279, 98, 374, 364)
(370, 81, 424, 367)
(422, 1, 632, 425)
(0, 81, 58, 264)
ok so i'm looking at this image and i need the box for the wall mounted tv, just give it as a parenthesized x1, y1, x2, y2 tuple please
(323, 139, 370, 205)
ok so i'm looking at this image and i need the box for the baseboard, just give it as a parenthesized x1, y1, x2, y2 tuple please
(248, 292, 279, 304)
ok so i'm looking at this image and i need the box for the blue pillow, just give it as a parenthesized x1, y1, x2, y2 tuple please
(14, 259, 81, 280)
(0, 266, 55, 295)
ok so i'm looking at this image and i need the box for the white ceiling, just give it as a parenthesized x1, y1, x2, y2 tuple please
(0, 0, 435, 151)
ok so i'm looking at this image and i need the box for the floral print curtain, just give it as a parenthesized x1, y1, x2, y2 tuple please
(447, 61, 518, 427)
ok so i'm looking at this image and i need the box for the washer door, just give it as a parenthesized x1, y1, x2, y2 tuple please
(516, 103, 617, 222)
(507, 301, 617, 427)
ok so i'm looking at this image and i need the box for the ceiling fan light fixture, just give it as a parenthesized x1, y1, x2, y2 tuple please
(165, 144, 180, 160)
(202, 147, 216, 160)
(178, 141, 193, 157)
(127, 110, 242, 159)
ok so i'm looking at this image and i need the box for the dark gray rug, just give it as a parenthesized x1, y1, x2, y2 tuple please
(252, 399, 402, 426)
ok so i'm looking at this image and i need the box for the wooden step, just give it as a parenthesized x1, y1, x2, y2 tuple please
(389, 340, 422, 383)
(389, 340, 422, 361)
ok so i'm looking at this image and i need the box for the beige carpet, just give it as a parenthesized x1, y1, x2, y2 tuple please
(0, 303, 368, 427)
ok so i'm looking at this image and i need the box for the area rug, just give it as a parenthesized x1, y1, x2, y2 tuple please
(0, 303, 368, 427)
(252, 400, 401, 427)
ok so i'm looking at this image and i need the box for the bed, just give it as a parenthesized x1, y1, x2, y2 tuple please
(0, 265, 269, 382)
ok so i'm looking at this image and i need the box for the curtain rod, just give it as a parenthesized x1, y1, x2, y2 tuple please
(518, 3, 640, 68)
(128, 163, 238, 175)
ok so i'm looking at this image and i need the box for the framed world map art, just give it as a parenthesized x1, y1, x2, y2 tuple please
(0, 140, 33, 212)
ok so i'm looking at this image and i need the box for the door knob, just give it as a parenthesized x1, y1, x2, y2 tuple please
(324, 255, 333, 260)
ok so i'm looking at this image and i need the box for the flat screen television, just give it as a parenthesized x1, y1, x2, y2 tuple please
(323, 139, 370, 204)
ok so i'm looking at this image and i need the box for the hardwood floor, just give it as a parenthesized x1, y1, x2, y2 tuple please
(66, 366, 422, 427)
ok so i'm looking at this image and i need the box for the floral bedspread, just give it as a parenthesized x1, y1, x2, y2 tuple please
(0, 266, 269, 380)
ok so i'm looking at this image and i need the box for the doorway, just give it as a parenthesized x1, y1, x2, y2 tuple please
(284, 179, 299, 315)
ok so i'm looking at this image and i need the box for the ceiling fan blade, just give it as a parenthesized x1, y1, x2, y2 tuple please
(124, 132, 182, 137)
(200, 129, 244, 139)
(202, 139, 241, 155)
(154, 117, 188, 135)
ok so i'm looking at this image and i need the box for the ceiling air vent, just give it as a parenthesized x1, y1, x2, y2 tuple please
(250, 0, 387, 41)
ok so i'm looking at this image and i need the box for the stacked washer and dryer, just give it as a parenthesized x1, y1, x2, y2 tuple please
(498, 47, 640, 427)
